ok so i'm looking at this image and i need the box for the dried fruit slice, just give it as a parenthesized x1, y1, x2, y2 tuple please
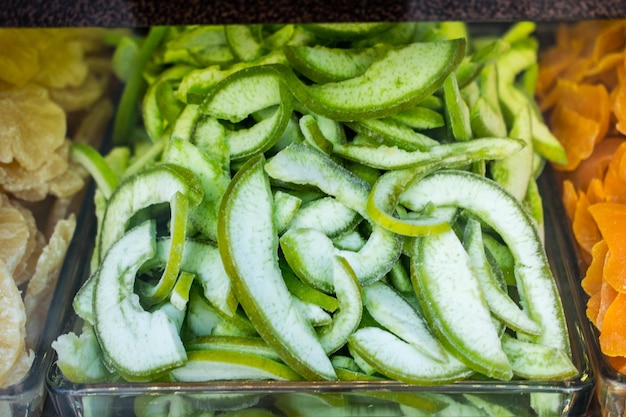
(0, 259, 27, 385)
(0, 197, 30, 275)
(588, 203, 626, 292)
(0, 84, 66, 171)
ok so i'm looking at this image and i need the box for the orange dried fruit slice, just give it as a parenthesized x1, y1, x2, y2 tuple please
(582, 239, 608, 297)
(572, 191, 601, 256)
(542, 79, 610, 141)
(0, 259, 27, 385)
(536, 44, 580, 99)
(591, 21, 625, 64)
(607, 355, 626, 374)
(550, 102, 602, 171)
(568, 137, 624, 192)
(597, 280, 618, 331)
(585, 52, 623, 85)
(561, 179, 578, 222)
(561, 57, 593, 85)
(599, 292, 626, 358)
(614, 64, 626, 135)
(0, 84, 66, 171)
(587, 290, 601, 327)
(586, 178, 606, 204)
(602, 142, 626, 203)
(588, 202, 626, 292)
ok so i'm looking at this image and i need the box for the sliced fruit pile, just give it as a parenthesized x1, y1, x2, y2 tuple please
(53, 22, 575, 396)
(536, 19, 626, 373)
(0, 28, 117, 388)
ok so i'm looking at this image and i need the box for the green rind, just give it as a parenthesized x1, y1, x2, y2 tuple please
(217, 154, 337, 381)
(98, 163, 203, 262)
(401, 170, 571, 354)
(281, 39, 466, 121)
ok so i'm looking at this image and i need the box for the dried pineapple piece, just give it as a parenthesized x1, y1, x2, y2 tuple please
(0, 259, 28, 386)
(0, 84, 66, 171)
(0, 195, 30, 275)
(0, 29, 41, 87)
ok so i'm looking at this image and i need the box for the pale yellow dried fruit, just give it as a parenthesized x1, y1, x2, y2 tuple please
(48, 166, 85, 199)
(0, 84, 66, 171)
(33, 30, 88, 90)
(0, 195, 29, 275)
(0, 348, 34, 388)
(49, 72, 109, 113)
(5, 196, 39, 285)
(73, 98, 114, 145)
(0, 139, 75, 202)
(0, 259, 27, 384)
(14, 230, 45, 290)
(0, 29, 42, 87)
(24, 214, 76, 346)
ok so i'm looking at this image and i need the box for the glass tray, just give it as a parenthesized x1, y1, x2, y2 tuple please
(44, 167, 596, 417)
(546, 168, 626, 417)
(0, 184, 96, 417)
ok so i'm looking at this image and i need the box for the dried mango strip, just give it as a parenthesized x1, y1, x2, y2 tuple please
(586, 178, 606, 204)
(550, 102, 602, 171)
(607, 355, 626, 375)
(613, 63, 626, 135)
(597, 281, 618, 331)
(585, 52, 623, 87)
(588, 203, 626, 292)
(582, 239, 608, 297)
(542, 80, 610, 144)
(572, 190, 601, 259)
(587, 292, 601, 328)
(599, 292, 626, 358)
(568, 137, 623, 192)
(602, 142, 626, 203)
(562, 179, 578, 222)
(591, 21, 626, 64)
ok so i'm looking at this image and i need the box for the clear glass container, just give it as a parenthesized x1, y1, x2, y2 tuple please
(44, 168, 596, 417)
(0, 186, 96, 417)
(545, 166, 626, 417)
